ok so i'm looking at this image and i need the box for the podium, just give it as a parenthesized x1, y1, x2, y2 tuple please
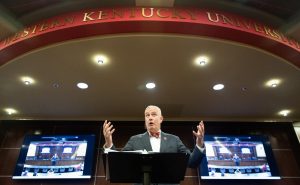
(103, 152, 189, 185)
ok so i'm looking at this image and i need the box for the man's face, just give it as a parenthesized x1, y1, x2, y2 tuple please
(144, 106, 163, 132)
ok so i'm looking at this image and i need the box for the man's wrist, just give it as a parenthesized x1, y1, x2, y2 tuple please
(196, 143, 205, 153)
(196, 138, 204, 147)
(104, 143, 113, 149)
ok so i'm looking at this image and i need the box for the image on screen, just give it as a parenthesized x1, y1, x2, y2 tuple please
(199, 135, 280, 180)
(13, 135, 95, 179)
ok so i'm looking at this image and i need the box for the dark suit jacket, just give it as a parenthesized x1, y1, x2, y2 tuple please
(113, 131, 205, 168)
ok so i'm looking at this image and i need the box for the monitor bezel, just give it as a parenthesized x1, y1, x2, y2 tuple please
(12, 134, 96, 180)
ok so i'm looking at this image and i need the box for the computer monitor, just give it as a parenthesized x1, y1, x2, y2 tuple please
(199, 135, 280, 180)
(13, 135, 95, 179)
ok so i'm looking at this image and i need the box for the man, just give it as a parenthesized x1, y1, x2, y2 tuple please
(232, 153, 241, 166)
(51, 153, 59, 166)
(103, 105, 205, 168)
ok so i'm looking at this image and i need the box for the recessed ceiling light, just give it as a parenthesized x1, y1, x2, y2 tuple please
(4, 108, 17, 115)
(53, 83, 60, 88)
(195, 56, 209, 66)
(93, 55, 108, 65)
(278, 110, 291, 117)
(271, 83, 277, 87)
(213, 84, 224, 90)
(77, 82, 88, 89)
(265, 79, 281, 88)
(146, 82, 156, 89)
(21, 76, 35, 85)
(34, 130, 42, 135)
(241, 87, 247, 91)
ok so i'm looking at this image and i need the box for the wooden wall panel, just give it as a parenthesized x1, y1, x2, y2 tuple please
(185, 168, 198, 176)
(97, 151, 106, 176)
(40, 179, 95, 185)
(201, 178, 300, 185)
(53, 121, 102, 148)
(181, 177, 199, 185)
(96, 176, 200, 185)
(53, 122, 100, 135)
(95, 177, 131, 185)
(0, 177, 41, 185)
(273, 150, 300, 177)
(1, 124, 53, 148)
(0, 149, 20, 175)
(0, 122, 5, 147)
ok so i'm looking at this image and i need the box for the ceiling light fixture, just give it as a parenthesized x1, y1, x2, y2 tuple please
(34, 130, 42, 135)
(4, 108, 17, 115)
(53, 83, 60, 88)
(278, 110, 291, 117)
(266, 79, 281, 88)
(146, 82, 156, 89)
(93, 55, 108, 65)
(241, 87, 247, 91)
(213, 84, 224, 91)
(195, 56, 209, 66)
(77, 82, 88, 89)
(271, 83, 277, 87)
(98, 59, 104, 64)
(21, 76, 35, 85)
(199, 61, 206, 65)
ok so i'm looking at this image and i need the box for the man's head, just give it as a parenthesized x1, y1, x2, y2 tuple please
(144, 105, 163, 133)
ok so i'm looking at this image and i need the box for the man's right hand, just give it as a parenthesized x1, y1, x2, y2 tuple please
(103, 120, 115, 148)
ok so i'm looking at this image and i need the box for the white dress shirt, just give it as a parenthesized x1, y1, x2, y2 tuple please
(149, 133, 161, 152)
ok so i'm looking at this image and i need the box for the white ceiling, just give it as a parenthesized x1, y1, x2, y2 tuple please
(0, 34, 299, 121)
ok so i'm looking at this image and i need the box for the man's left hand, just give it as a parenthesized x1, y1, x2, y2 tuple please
(193, 121, 205, 148)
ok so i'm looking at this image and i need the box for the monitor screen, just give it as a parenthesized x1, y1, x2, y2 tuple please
(13, 135, 95, 179)
(199, 135, 280, 180)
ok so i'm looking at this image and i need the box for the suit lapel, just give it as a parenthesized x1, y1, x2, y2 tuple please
(160, 132, 168, 152)
(142, 132, 153, 151)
